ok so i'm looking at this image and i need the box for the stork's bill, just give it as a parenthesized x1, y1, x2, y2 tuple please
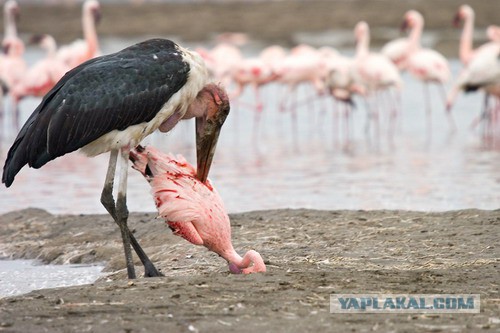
(191, 84, 230, 183)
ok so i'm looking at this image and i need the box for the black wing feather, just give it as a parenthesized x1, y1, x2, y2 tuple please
(3, 39, 190, 187)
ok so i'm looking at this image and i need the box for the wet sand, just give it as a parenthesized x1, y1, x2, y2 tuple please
(0, 208, 498, 332)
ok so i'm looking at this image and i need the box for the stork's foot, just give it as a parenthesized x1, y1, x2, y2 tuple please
(144, 262, 163, 278)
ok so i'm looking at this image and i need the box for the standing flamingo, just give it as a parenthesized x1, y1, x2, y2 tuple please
(453, 4, 476, 65)
(351, 22, 402, 94)
(324, 52, 359, 145)
(401, 10, 452, 126)
(450, 43, 500, 131)
(0, 0, 27, 128)
(2, 39, 231, 279)
(56, 0, 101, 69)
(488, 25, 500, 42)
(11, 35, 70, 105)
(447, 7, 500, 123)
(351, 21, 402, 138)
(273, 45, 329, 146)
(196, 43, 242, 88)
(228, 48, 280, 137)
(275, 44, 328, 112)
(130, 145, 266, 274)
(381, 37, 411, 71)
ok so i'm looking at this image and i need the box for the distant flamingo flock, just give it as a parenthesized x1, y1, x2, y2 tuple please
(0, 1, 499, 136)
(197, 6, 500, 138)
(0, 0, 101, 128)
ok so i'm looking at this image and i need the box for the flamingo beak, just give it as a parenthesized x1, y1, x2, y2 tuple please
(228, 262, 243, 274)
(453, 13, 461, 28)
(13, 7, 20, 24)
(2, 44, 10, 54)
(400, 19, 409, 33)
(29, 34, 45, 45)
(92, 7, 102, 24)
(195, 84, 230, 183)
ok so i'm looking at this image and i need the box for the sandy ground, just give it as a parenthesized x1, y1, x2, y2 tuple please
(0, 208, 498, 332)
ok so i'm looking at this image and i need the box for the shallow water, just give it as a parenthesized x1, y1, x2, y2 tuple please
(0, 38, 499, 216)
(0, 259, 104, 298)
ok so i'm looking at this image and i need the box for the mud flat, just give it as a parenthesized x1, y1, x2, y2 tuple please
(0, 208, 498, 332)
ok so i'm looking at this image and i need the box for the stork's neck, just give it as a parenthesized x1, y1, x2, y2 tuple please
(459, 12, 475, 64)
(82, 5, 99, 58)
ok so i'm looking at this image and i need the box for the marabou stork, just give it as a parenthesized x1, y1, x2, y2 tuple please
(2, 39, 231, 279)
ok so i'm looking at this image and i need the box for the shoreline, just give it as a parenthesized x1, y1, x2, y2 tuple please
(0, 207, 498, 332)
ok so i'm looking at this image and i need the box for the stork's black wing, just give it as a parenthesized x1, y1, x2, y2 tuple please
(3, 38, 190, 187)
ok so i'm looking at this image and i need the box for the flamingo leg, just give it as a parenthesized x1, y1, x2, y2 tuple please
(101, 149, 161, 279)
(424, 83, 432, 129)
(438, 84, 456, 130)
(253, 84, 263, 140)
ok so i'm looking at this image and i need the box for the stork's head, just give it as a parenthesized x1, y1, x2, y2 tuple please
(184, 83, 230, 183)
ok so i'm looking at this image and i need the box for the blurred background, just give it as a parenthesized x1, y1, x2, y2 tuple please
(0, 0, 499, 215)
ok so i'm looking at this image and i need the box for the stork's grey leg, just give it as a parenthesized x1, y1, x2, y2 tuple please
(100, 149, 135, 279)
(101, 150, 118, 218)
(115, 148, 136, 279)
(101, 150, 161, 279)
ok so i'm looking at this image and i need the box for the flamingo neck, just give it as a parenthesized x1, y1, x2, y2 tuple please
(82, 7, 98, 59)
(408, 20, 423, 53)
(4, 9, 17, 39)
(226, 249, 266, 274)
(459, 12, 474, 64)
(355, 31, 369, 59)
(44, 38, 58, 58)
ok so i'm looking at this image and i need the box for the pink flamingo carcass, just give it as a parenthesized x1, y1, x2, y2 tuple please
(11, 35, 70, 104)
(56, 0, 101, 69)
(130, 145, 266, 274)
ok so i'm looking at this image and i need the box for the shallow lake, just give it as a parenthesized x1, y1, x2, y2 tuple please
(1, 37, 499, 216)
